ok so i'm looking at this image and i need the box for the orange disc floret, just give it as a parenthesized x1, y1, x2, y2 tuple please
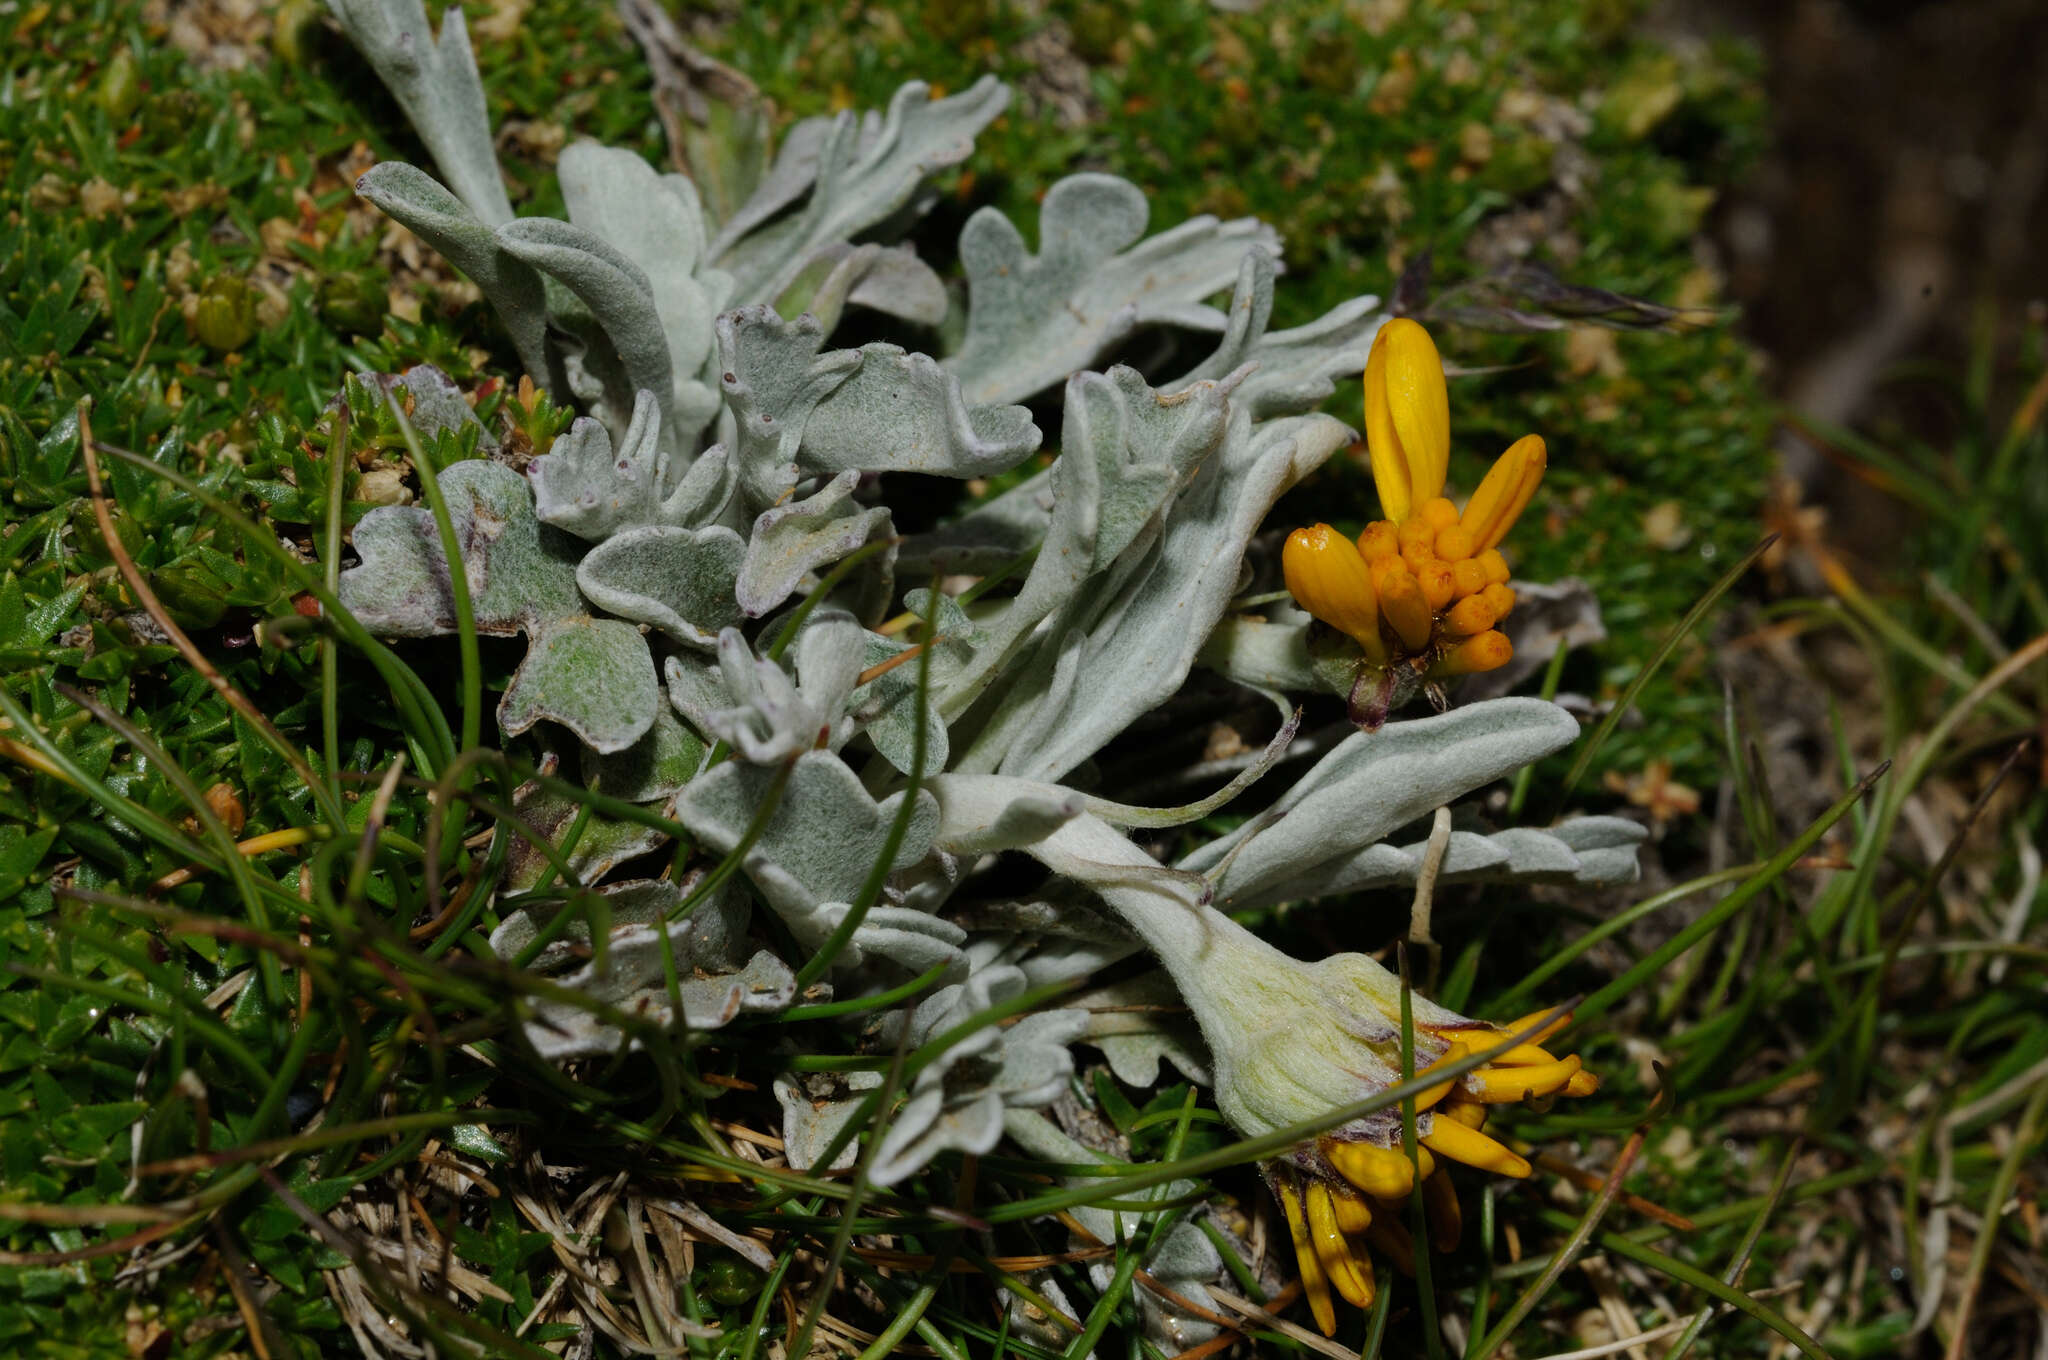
(1433, 630, 1513, 677)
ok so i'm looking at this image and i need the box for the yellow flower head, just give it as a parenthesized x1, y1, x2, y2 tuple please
(1196, 942, 1597, 1336)
(1285, 319, 1548, 685)
(1059, 821, 1601, 1341)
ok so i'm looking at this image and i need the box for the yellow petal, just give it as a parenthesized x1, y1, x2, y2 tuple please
(1421, 1114, 1532, 1178)
(1363, 328, 1411, 523)
(1488, 1041, 1562, 1067)
(1413, 1040, 1469, 1111)
(1357, 521, 1400, 562)
(1332, 1187, 1374, 1237)
(1508, 1008, 1573, 1046)
(1381, 320, 1450, 507)
(1565, 1069, 1602, 1097)
(1443, 593, 1497, 638)
(1439, 1099, 1488, 1129)
(1308, 1182, 1375, 1308)
(1464, 1054, 1583, 1104)
(1460, 434, 1546, 551)
(1280, 1180, 1337, 1336)
(1283, 524, 1385, 659)
(1418, 561, 1456, 611)
(1328, 1140, 1417, 1200)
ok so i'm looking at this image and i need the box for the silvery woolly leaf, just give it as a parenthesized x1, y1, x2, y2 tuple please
(1544, 815, 1652, 883)
(576, 523, 745, 648)
(584, 705, 706, 804)
(774, 242, 949, 333)
(361, 364, 499, 452)
(940, 366, 1232, 723)
(848, 630, 956, 777)
(775, 1071, 881, 1172)
(735, 470, 894, 623)
(673, 748, 939, 930)
(339, 460, 581, 636)
(708, 114, 834, 261)
(663, 650, 730, 748)
(985, 411, 1349, 782)
(664, 441, 741, 530)
(803, 344, 1041, 480)
(867, 966, 1085, 1187)
(1172, 246, 1386, 424)
(923, 778, 1084, 856)
(809, 903, 966, 976)
(688, 615, 860, 764)
(353, 163, 555, 392)
(491, 878, 737, 974)
(496, 217, 677, 453)
(691, 628, 826, 765)
(1231, 817, 1646, 911)
(558, 142, 729, 450)
(719, 77, 1010, 305)
(529, 391, 664, 542)
(714, 306, 861, 508)
(494, 759, 670, 895)
(1069, 972, 1212, 1088)
(338, 460, 659, 752)
(1177, 698, 1588, 906)
(326, 0, 512, 228)
(504, 880, 794, 1061)
(945, 173, 1279, 406)
(1195, 613, 1316, 694)
(499, 615, 660, 753)
(789, 606, 868, 743)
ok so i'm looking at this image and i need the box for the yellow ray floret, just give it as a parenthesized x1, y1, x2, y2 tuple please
(1328, 1138, 1432, 1199)
(1279, 1179, 1337, 1335)
(1461, 434, 1547, 552)
(1308, 1182, 1377, 1308)
(1463, 1054, 1584, 1104)
(1421, 1113, 1532, 1178)
(1363, 319, 1450, 523)
(1282, 525, 1385, 659)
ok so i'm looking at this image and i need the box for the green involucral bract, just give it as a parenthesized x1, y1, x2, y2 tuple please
(329, 0, 1648, 1335)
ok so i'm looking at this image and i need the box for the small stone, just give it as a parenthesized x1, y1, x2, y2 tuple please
(1457, 122, 1493, 165)
(1564, 326, 1625, 379)
(203, 782, 246, 835)
(355, 466, 414, 507)
(1641, 500, 1692, 551)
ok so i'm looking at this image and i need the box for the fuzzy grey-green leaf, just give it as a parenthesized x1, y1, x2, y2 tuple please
(577, 523, 744, 647)
(498, 615, 660, 754)
(946, 173, 1280, 406)
(1178, 698, 1588, 906)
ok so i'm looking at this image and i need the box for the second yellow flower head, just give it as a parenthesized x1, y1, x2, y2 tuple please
(1283, 319, 1546, 681)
